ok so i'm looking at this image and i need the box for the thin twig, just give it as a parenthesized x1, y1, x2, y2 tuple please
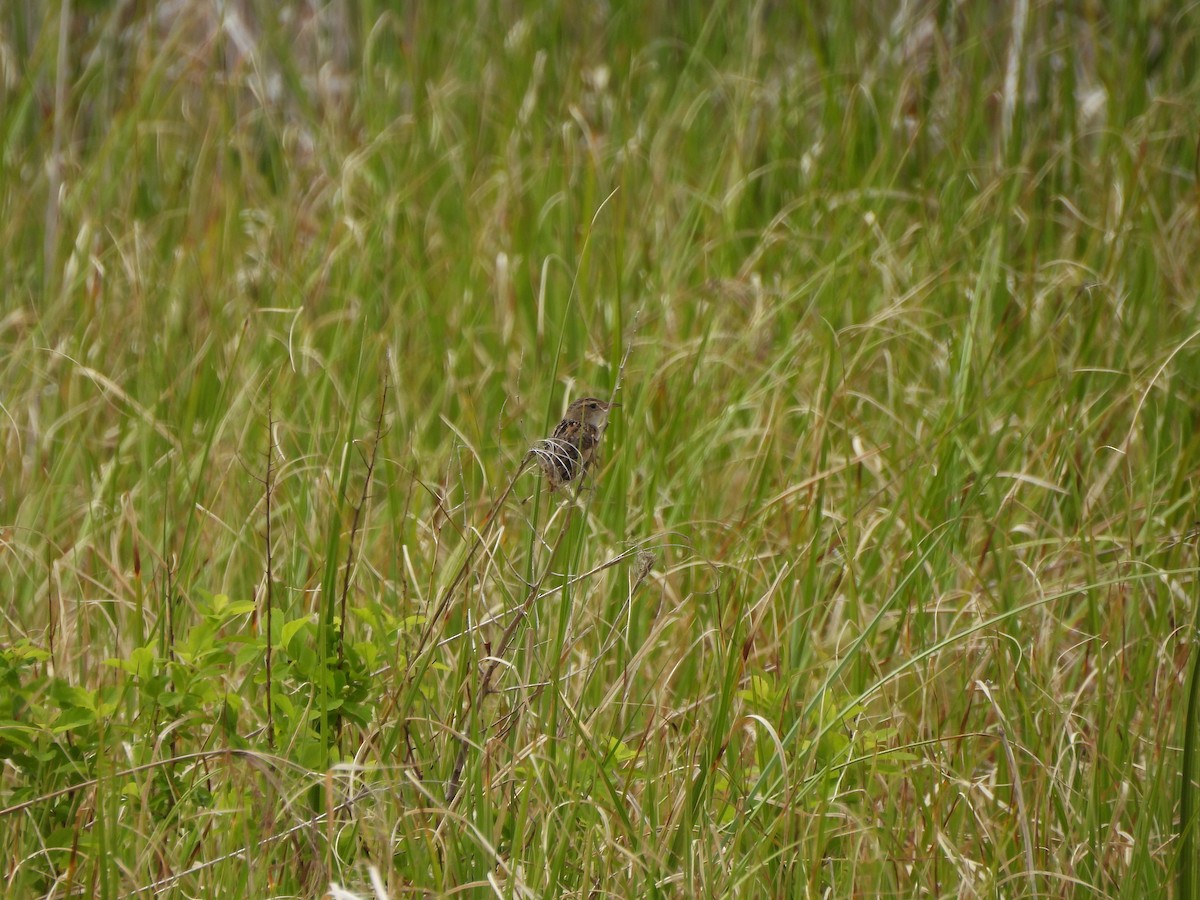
(977, 680, 1038, 895)
(0, 749, 280, 819)
(375, 451, 535, 734)
(339, 372, 389, 664)
(442, 302, 644, 802)
(265, 393, 276, 748)
(134, 784, 371, 897)
(443, 498, 579, 803)
(405, 451, 535, 671)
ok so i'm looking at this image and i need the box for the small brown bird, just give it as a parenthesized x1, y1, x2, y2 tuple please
(534, 396, 619, 491)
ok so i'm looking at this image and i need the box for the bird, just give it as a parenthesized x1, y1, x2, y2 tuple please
(534, 396, 619, 491)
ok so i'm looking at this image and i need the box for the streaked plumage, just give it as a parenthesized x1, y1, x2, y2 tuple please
(534, 397, 617, 490)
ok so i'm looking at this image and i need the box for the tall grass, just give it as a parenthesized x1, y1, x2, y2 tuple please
(2, 1, 1200, 896)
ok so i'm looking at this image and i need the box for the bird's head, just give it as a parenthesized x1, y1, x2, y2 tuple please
(566, 396, 619, 428)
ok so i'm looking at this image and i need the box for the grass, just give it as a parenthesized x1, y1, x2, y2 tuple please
(2, 0, 1200, 896)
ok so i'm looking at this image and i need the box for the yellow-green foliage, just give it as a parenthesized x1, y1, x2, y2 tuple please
(2, 2, 1199, 896)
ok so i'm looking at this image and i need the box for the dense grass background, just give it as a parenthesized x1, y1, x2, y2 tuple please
(3, 1, 1200, 895)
